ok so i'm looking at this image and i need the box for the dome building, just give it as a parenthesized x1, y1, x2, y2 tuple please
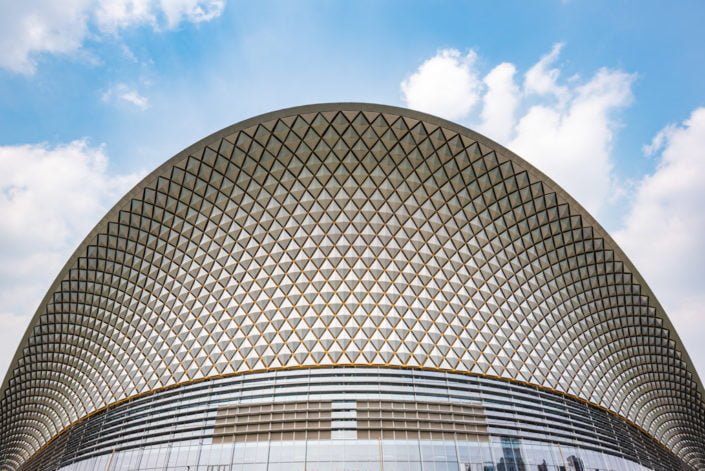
(1, 103, 703, 471)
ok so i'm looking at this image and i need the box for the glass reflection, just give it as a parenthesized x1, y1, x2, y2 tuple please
(57, 437, 657, 471)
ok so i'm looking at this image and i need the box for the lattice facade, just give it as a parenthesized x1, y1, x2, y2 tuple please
(0, 103, 703, 470)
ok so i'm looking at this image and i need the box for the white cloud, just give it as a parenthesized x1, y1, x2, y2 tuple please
(523, 43, 569, 101)
(0, 140, 142, 379)
(159, 0, 226, 28)
(401, 45, 705, 377)
(478, 62, 520, 144)
(0, 0, 226, 74)
(102, 82, 150, 109)
(509, 67, 634, 216)
(401, 49, 482, 121)
(642, 122, 678, 157)
(401, 44, 634, 218)
(95, 0, 156, 32)
(614, 108, 705, 374)
(0, 0, 92, 74)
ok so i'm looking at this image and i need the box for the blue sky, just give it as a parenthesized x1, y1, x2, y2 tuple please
(1, 0, 705, 379)
(4, 1, 705, 175)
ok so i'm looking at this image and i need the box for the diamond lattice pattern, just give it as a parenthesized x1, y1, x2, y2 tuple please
(1, 107, 703, 470)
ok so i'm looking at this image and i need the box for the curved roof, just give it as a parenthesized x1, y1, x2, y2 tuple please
(1, 103, 703, 470)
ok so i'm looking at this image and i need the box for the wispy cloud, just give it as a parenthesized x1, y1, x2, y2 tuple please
(0, 0, 226, 74)
(102, 82, 150, 109)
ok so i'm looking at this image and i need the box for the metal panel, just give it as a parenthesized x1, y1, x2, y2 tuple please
(0, 104, 703, 470)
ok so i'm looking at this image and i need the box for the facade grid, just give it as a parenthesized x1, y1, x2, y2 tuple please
(0, 103, 703, 471)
